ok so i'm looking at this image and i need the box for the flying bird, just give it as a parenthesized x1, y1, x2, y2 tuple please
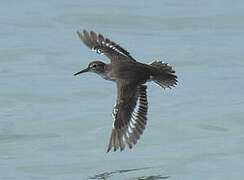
(74, 30, 177, 152)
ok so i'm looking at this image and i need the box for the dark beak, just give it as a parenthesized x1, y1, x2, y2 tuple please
(73, 67, 89, 76)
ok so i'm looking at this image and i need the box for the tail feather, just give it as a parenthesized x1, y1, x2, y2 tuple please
(150, 61, 177, 88)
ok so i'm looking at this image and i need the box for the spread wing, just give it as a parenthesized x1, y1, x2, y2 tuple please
(77, 29, 136, 62)
(107, 83, 148, 152)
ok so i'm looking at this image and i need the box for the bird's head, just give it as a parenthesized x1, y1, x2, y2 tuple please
(73, 61, 106, 76)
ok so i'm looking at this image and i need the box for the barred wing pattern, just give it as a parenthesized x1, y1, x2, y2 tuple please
(77, 30, 135, 62)
(107, 85, 148, 152)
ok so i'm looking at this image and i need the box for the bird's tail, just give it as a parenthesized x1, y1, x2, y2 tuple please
(150, 61, 177, 88)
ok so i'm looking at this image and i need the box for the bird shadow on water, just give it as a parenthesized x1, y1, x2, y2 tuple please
(88, 167, 169, 180)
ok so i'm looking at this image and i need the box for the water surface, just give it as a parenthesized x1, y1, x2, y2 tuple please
(1, 0, 244, 179)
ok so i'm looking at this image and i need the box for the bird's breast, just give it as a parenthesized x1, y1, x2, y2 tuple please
(99, 72, 116, 81)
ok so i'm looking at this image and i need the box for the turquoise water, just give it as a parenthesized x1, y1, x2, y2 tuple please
(1, 0, 244, 179)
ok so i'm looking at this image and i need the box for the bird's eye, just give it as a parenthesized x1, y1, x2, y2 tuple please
(92, 64, 97, 68)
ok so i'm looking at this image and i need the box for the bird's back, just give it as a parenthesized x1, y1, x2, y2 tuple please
(108, 60, 152, 85)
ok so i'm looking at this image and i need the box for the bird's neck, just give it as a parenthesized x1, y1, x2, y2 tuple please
(96, 64, 115, 81)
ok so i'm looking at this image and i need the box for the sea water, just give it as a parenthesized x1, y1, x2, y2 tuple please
(1, 0, 244, 179)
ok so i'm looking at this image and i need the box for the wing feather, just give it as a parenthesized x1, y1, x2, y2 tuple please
(107, 84, 148, 152)
(77, 29, 136, 62)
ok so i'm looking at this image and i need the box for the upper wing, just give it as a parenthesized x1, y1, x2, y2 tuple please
(77, 30, 136, 62)
(107, 83, 148, 152)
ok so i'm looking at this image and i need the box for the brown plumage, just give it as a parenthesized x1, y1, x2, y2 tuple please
(74, 29, 177, 152)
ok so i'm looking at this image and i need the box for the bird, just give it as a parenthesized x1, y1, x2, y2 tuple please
(74, 29, 177, 152)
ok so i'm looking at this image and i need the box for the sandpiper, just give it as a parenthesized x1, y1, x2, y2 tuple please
(74, 30, 177, 152)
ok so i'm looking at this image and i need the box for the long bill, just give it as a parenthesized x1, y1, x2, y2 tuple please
(73, 67, 89, 76)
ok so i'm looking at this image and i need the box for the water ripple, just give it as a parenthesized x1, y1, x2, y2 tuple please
(88, 167, 169, 180)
